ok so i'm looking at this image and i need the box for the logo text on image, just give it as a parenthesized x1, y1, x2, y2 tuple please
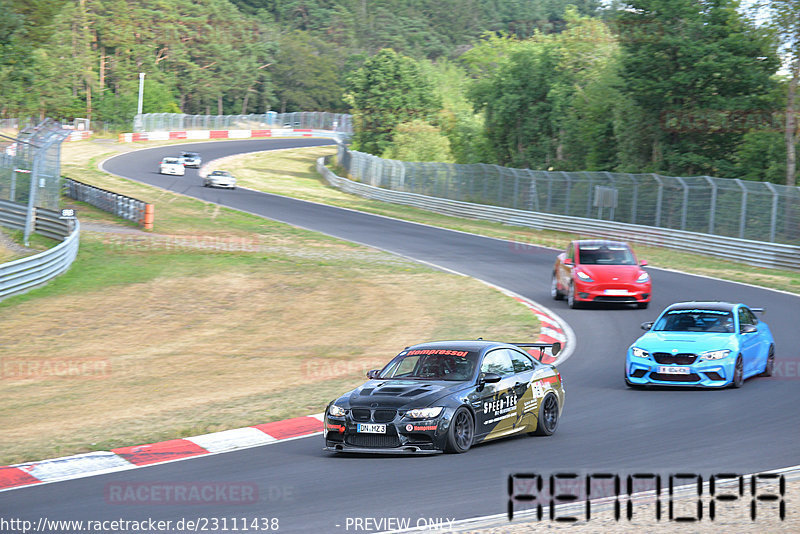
(104, 481, 269, 505)
(507, 472, 786, 522)
(1, 358, 111, 380)
(660, 109, 788, 134)
(771, 358, 800, 381)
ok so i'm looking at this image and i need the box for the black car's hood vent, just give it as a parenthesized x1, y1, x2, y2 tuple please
(349, 380, 450, 408)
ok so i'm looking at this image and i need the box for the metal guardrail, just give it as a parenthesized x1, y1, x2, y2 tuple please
(337, 145, 800, 246)
(318, 156, 800, 271)
(0, 199, 80, 301)
(63, 178, 154, 229)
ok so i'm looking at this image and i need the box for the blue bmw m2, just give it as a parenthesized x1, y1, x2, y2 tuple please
(626, 301, 775, 388)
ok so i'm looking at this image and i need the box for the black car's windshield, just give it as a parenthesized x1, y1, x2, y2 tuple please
(380, 349, 478, 381)
(654, 309, 734, 333)
(578, 245, 636, 265)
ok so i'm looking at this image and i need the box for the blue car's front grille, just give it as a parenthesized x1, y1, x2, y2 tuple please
(653, 352, 697, 365)
(650, 372, 701, 382)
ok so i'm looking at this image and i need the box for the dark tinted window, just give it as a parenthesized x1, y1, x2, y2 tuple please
(480, 349, 514, 376)
(510, 350, 535, 373)
(380, 349, 478, 381)
(578, 244, 636, 265)
(654, 309, 734, 332)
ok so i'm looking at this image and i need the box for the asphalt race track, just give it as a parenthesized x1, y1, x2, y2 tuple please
(3, 138, 798, 532)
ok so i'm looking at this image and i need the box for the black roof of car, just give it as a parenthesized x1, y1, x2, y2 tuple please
(404, 340, 527, 355)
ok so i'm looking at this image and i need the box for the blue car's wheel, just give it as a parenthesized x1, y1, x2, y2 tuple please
(759, 345, 775, 377)
(731, 355, 744, 388)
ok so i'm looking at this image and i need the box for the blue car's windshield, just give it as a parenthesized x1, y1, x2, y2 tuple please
(654, 309, 734, 333)
(380, 350, 478, 381)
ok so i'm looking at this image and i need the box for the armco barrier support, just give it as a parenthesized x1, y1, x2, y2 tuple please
(0, 199, 80, 301)
(63, 178, 153, 229)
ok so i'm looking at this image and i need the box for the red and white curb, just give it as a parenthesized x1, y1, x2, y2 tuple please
(0, 415, 325, 492)
(0, 299, 569, 493)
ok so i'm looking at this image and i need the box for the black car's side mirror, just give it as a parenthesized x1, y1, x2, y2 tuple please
(366, 369, 381, 379)
(641, 321, 654, 330)
(478, 372, 502, 391)
(483, 373, 502, 383)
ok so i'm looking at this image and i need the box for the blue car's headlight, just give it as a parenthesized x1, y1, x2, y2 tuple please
(631, 347, 650, 359)
(576, 271, 594, 282)
(328, 404, 346, 417)
(405, 407, 443, 419)
(636, 272, 650, 283)
(700, 349, 731, 361)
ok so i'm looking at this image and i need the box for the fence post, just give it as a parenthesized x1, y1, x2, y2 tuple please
(735, 179, 747, 239)
(704, 176, 717, 235)
(653, 174, 664, 228)
(765, 182, 778, 243)
(676, 176, 689, 231)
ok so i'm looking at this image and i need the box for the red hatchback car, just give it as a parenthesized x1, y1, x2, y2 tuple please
(551, 240, 651, 309)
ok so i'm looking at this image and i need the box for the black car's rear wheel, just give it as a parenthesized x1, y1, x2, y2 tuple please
(445, 407, 474, 453)
(531, 393, 559, 436)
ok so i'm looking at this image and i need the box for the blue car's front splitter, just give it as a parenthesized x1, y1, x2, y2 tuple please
(626, 360, 733, 387)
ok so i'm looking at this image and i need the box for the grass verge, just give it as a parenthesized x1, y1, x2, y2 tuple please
(0, 139, 541, 465)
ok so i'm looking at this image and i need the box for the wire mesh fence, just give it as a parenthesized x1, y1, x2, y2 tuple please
(134, 112, 353, 133)
(337, 145, 800, 246)
(0, 119, 68, 211)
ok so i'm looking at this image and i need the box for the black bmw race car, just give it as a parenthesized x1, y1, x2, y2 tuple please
(324, 340, 564, 454)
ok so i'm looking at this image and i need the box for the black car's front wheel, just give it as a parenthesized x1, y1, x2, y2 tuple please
(531, 393, 559, 436)
(445, 407, 474, 453)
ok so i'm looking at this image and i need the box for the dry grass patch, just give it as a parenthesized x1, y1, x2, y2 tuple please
(0, 243, 539, 464)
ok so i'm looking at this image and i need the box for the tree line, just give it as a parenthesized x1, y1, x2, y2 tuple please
(0, 0, 797, 185)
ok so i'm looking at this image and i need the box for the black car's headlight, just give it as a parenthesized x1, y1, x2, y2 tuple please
(328, 404, 346, 417)
(405, 407, 443, 419)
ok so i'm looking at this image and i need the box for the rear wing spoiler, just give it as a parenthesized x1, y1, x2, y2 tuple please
(511, 342, 562, 358)
(751, 307, 765, 314)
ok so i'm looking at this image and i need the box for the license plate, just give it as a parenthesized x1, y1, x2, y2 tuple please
(357, 423, 386, 433)
(604, 289, 630, 296)
(658, 366, 690, 375)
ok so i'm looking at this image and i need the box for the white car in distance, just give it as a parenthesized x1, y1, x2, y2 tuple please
(160, 157, 185, 176)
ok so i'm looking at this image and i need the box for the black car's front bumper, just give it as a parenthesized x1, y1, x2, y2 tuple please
(324, 411, 451, 454)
